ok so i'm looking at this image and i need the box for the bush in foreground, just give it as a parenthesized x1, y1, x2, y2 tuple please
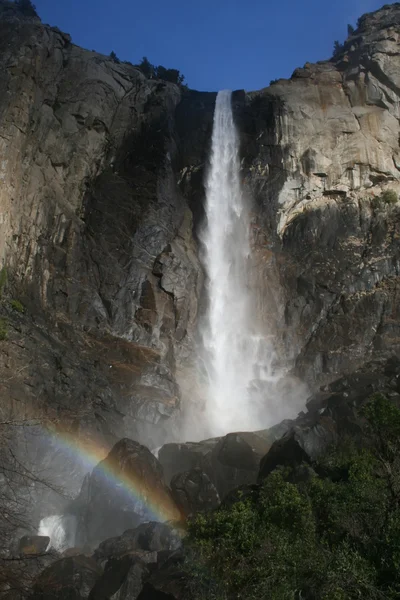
(185, 393, 400, 599)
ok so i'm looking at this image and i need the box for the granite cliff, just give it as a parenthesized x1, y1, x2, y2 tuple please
(1, 0, 400, 547)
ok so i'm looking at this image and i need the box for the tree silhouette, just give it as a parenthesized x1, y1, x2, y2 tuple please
(15, 0, 38, 17)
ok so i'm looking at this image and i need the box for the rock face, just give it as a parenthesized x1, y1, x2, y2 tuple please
(170, 469, 220, 517)
(159, 426, 291, 499)
(242, 7, 400, 384)
(177, 3, 400, 390)
(1, 0, 400, 553)
(74, 439, 180, 549)
(0, 0, 202, 512)
(259, 355, 400, 481)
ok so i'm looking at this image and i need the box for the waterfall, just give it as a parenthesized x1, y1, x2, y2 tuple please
(201, 90, 279, 436)
(38, 514, 76, 552)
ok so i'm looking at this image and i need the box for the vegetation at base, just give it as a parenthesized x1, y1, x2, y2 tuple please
(185, 393, 400, 599)
(10, 299, 24, 313)
(0, 318, 7, 341)
(14, 0, 38, 17)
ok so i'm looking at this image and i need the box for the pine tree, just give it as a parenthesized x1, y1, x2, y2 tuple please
(109, 51, 120, 63)
(138, 56, 154, 78)
(347, 23, 355, 36)
(333, 40, 343, 56)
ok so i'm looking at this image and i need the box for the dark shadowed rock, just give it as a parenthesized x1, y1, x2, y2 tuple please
(259, 358, 400, 482)
(258, 416, 337, 482)
(31, 555, 102, 600)
(89, 555, 149, 600)
(136, 565, 188, 600)
(158, 439, 218, 485)
(210, 432, 273, 498)
(170, 468, 220, 517)
(94, 522, 181, 562)
(75, 439, 180, 549)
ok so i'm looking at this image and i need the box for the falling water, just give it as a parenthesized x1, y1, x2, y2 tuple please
(38, 514, 76, 552)
(201, 90, 280, 436)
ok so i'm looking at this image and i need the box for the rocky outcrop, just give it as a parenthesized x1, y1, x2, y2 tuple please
(94, 522, 181, 562)
(170, 469, 220, 517)
(89, 556, 149, 600)
(159, 424, 292, 499)
(259, 355, 400, 481)
(31, 555, 102, 600)
(73, 439, 180, 549)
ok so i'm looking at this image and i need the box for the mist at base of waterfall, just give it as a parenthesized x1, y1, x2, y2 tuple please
(38, 515, 77, 552)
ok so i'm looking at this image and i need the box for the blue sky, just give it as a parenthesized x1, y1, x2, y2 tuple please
(35, 0, 386, 91)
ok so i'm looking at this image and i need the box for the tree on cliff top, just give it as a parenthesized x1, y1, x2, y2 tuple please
(137, 56, 186, 86)
(15, 0, 38, 18)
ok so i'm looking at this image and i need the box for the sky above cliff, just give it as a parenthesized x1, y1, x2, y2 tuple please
(35, 0, 387, 91)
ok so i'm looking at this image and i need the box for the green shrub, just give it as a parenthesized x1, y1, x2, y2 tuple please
(381, 189, 398, 205)
(0, 267, 7, 298)
(0, 318, 7, 341)
(185, 394, 400, 600)
(10, 299, 24, 313)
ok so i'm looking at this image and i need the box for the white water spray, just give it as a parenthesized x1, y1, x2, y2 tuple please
(201, 90, 280, 436)
(38, 515, 76, 552)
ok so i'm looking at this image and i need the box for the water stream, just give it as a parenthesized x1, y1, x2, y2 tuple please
(201, 90, 279, 436)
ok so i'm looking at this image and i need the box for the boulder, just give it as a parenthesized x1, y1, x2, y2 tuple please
(210, 432, 273, 498)
(158, 424, 292, 500)
(258, 415, 337, 482)
(136, 554, 187, 600)
(75, 439, 180, 548)
(158, 439, 218, 485)
(31, 555, 102, 600)
(94, 522, 182, 562)
(258, 358, 400, 482)
(170, 469, 220, 517)
(18, 535, 50, 556)
(89, 555, 149, 600)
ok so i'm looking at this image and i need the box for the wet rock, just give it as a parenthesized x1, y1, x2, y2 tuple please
(31, 555, 102, 600)
(259, 357, 400, 481)
(18, 535, 50, 556)
(136, 555, 187, 600)
(158, 439, 218, 485)
(75, 439, 180, 549)
(210, 432, 273, 498)
(94, 522, 181, 562)
(258, 415, 338, 482)
(170, 468, 220, 517)
(89, 555, 149, 600)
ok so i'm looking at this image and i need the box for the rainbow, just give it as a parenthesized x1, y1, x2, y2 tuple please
(43, 425, 182, 526)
